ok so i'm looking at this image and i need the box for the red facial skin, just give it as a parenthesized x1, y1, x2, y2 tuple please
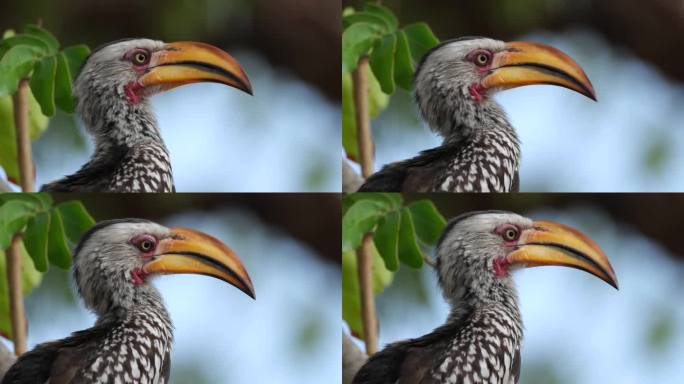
(129, 234, 158, 285)
(465, 49, 494, 103)
(122, 48, 151, 104)
(492, 224, 521, 277)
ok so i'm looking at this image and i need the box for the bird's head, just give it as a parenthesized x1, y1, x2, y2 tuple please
(435, 211, 617, 306)
(75, 38, 252, 106)
(73, 218, 255, 317)
(414, 37, 595, 138)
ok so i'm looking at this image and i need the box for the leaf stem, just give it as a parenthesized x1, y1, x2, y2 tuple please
(353, 57, 375, 178)
(13, 79, 35, 192)
(357, 233, 378, 354)
(6, 234, 27, 355)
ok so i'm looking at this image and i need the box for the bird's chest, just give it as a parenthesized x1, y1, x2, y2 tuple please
(81, 321, 173, 384)
(428, 319, 522, 384)
(109, 148, 174, 192)
(438, 141, 518, 193)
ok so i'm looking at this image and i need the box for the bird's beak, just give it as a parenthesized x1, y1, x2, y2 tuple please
(139, 41, 252, 95)
(482, 41, 596, 100)
(507, 220, 618, 289)
(143, 227, 255, 299)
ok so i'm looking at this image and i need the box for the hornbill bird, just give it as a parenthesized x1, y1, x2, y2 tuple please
(40, 39, 252, 192)
(359, 37, 596, 192)
(353, 211, 618, 384)
(1, 218, 255, 384)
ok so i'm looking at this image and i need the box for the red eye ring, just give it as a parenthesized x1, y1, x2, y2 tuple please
(129, 49, 150, 66)
(131, 234, 157, 253)
(499, 225, 520, 242)
(468, 49, 492, 67)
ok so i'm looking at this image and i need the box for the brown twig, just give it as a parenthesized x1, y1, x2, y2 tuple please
(6, 235, 27, 355)
(357, 233, 378, 354)
(12, 79, 34, 192)
(352, 57, 374, 178)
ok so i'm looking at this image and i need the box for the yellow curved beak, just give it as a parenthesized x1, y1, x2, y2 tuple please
(482, 41, 595, 100)
(139, 41, 252, 95)
(507, 220, 618, 289)
(143, 227, 255, 299)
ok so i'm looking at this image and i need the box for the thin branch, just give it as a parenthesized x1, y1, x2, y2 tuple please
(352, 57, 374, 178)
(12, 79, 34, 192)
(357, 233, 378, 354)
(6, 235, 27, 355)
(343, 332, 368, 384)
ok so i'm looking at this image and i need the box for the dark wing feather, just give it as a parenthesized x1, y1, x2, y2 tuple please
(1, 323, 113, 384)
(353, 322, 460, 384)
(40, 144, 128, 192)
(358, 144, 461, 192)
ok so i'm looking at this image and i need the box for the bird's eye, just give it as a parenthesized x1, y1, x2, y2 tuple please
(140, 239, 154, 251)
(132, 235, 157, 252)
(131, 50, 149, 65)
(502, 227, 519, 241)
(475, 53, 490, 66)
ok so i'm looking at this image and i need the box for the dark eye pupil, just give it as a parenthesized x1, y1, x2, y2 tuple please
(141, 240, 151, 250)
(478, 54, 487, 63)
(506, 229, 516, 239)
(136, 53, 146, 63)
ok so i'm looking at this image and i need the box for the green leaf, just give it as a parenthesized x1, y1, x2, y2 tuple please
(374, 210, 400, 271)
(398, 207, 423, 268)
(342, 245, 394, 339)
(0, 192, 51, 211)
(363, 3, 399, 32)
(61, 44, 90, 81)
(23, 211, 50, 272)
(0, 199, 35, 250)
(342, 22, 383, 73)
(342, 199, 390, 252)
(23, 24, 59, 54)
(393, 30, 413, 90)
(343, 12, 389, 32)
(369, 33, 397, 94)
(55, 200, 95, 245)
(0, 34, 50, 57)
(342, 192, 402, 215)
(0, 243, 42, 339)
(54, 52, 75, 112)
(29, 55, 57, 116)
(406, 200, 446, 245)
(403, 22, 440, 62)
(47, 209, 72, 268)
(341, 68, 389, 163)
(0, 45, 42, 96)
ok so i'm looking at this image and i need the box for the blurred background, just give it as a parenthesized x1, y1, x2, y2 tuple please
(343, 0, 684, 192)
(346, 194, 684, 383)
(0, 193, 341, 383)
(0, 0, 341, 192)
